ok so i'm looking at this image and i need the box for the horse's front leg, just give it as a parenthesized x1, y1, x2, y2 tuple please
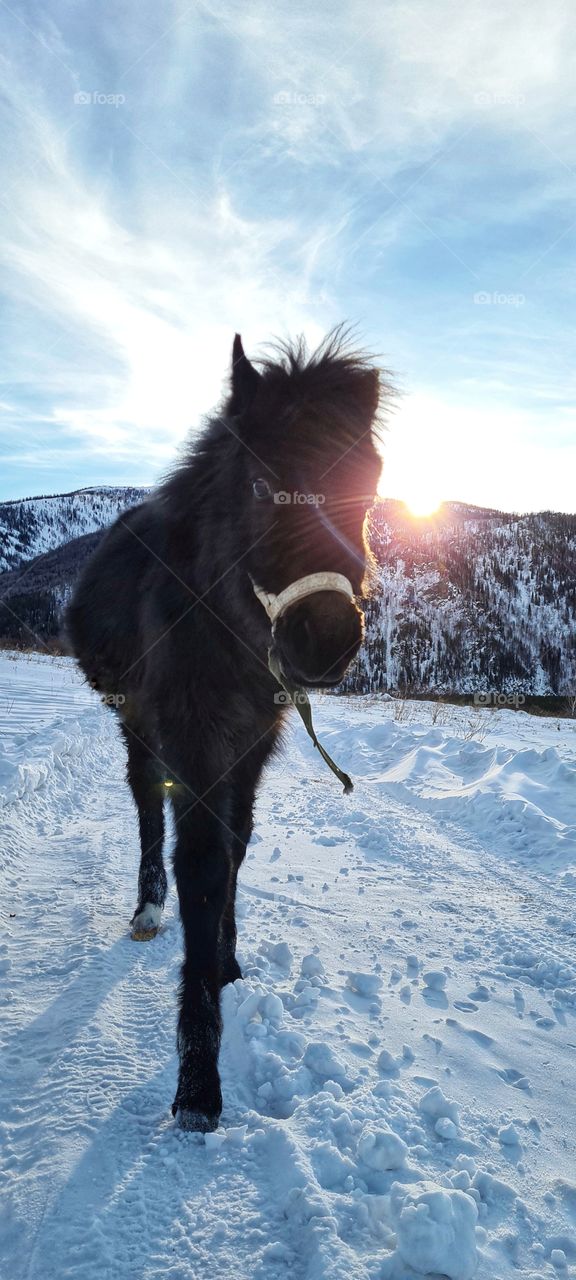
(170, 797, 232, 1132)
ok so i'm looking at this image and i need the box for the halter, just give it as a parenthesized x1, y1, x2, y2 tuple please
(251, 571, 355, 794)
(252, 571, 354, 629)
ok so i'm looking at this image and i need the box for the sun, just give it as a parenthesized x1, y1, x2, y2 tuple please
(375, 450, 443, 517)
(403, 491, 443, 518)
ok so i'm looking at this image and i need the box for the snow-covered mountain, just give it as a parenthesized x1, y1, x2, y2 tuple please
(0, 487, 574, 695)
(0, 486, 150, 574)
(346, 501, 576, 697)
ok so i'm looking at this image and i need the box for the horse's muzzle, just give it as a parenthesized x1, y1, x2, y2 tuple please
(273, 592, 364, 687)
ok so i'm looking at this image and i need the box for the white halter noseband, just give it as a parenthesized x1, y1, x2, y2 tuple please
(252, 571, 354, 628)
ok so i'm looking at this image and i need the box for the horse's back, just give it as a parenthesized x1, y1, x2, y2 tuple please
(66, 501, 161, 698)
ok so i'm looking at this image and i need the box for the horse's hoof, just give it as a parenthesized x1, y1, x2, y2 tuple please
(221, 958, 243, 986)
(131, 925, 159, 942)
(174, 1108, 220, 1133)
(130, 902, 162, 941)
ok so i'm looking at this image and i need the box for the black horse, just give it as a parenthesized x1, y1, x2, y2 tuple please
(66, 329, 388, 1131)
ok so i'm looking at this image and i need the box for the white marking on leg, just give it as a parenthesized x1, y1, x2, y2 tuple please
(131, 902, 163, 936)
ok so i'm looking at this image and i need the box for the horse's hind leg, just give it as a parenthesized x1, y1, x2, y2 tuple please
(122, 727, 167, 940)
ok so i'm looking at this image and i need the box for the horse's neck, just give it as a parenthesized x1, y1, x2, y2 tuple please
(168, 462, 248, 591)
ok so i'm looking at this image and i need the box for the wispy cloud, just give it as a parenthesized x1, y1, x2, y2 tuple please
(0, 0, 575, 508)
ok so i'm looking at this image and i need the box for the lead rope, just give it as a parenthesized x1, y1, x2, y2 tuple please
(252, 572, 356, 794)
(267, 647, 354, 795)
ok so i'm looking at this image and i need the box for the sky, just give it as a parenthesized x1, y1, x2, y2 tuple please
(0, 0, 575, 513)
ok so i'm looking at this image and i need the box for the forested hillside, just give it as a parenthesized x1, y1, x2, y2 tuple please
(0, 488, 574, 694)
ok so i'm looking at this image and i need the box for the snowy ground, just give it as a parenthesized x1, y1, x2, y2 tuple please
(1, 652, 576, 1280)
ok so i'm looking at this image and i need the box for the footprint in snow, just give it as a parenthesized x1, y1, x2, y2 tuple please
(445, 1018, 495, 1049)
(493, 1066, 531, 1091)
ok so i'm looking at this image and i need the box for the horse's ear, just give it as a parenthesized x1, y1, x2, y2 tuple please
(229, 334, 262, 415)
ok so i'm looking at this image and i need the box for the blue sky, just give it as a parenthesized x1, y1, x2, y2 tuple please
(0, 0, 575, 511)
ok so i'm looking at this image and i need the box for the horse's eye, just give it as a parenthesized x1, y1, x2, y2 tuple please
(252, 478, 272, 500)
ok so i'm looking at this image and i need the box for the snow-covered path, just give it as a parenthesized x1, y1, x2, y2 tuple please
(1, 655, 576, 1280)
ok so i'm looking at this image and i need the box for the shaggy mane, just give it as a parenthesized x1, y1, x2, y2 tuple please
(247, 324, 396, 442)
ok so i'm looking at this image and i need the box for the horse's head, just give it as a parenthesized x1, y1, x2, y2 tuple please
(227, 330, 390, 688)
